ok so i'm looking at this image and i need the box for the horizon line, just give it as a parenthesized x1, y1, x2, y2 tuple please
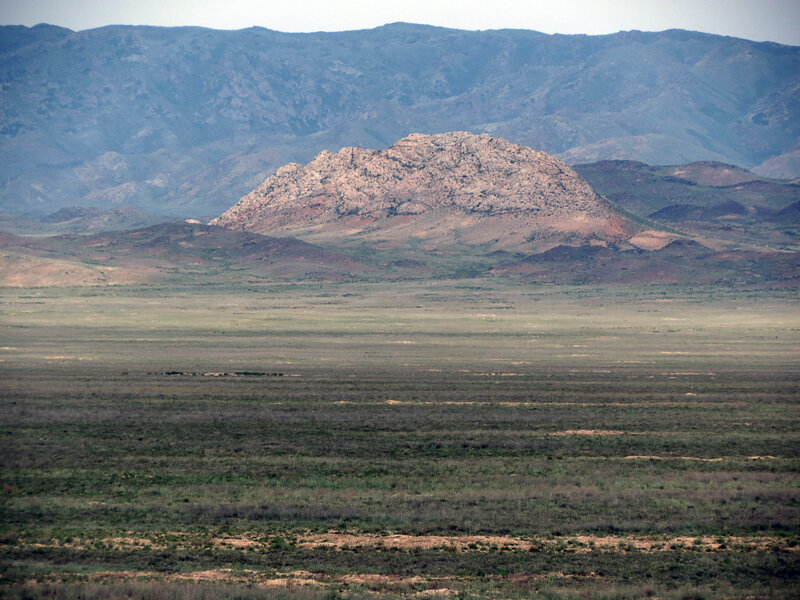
(2, 21, 796, 47)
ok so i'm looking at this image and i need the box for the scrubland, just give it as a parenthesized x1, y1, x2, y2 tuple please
(1, 280, 798, 598)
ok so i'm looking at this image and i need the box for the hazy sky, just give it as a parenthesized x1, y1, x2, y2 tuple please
(1, 0, 798, 45)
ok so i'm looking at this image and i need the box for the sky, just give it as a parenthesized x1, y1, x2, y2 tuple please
(0, 0, 798, 45)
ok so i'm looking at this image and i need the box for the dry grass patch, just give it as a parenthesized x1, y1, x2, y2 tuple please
(550, 430, 631, 436)
(12, 531, 797, 555)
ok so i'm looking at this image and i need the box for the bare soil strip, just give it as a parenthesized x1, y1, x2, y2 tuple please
(295, 532, 789, 553)
(27, 568, 602, 593)
(331, 400, 750, 408)
(550, 430, 631, 436)
(24, 532, 793, 554)
(621, 455, 775, 461)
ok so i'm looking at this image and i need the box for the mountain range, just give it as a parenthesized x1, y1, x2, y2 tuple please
(1, 22, 798, 218)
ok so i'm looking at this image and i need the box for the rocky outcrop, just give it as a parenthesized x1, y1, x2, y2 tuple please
(211, 132, 637, 251)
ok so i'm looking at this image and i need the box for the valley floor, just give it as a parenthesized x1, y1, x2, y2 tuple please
(1, 280, 798, 599)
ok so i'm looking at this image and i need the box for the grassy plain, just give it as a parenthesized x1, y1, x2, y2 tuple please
(1, 279, 798, 598)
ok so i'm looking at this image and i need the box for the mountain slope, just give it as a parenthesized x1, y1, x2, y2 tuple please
(1, 23, 798, 217)
(211, 132, 638, 252)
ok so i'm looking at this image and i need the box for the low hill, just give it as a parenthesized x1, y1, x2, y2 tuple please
(0, 222, 373, 286)
(573, 159, 800, 250)
(490, 241, 799, 285)
(573, 160, 800, 217)
(661, 161, 763, 187)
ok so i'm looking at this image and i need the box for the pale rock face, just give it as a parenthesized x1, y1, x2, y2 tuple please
(211, 132, 640, 251)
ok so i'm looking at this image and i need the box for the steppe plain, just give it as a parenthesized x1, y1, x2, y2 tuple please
(1, 279, 798, 599)
(3, 19, 800, 600)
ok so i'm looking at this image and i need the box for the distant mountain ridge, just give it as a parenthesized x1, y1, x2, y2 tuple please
(1, 23, 798, 217)
(0, 206, 170, 235)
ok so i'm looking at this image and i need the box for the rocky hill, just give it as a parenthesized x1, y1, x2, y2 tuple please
(211, 132, 640, 252)
(1, 23, 798, 217)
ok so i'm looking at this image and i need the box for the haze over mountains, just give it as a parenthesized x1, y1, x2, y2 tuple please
(2, 22, 799, 217)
